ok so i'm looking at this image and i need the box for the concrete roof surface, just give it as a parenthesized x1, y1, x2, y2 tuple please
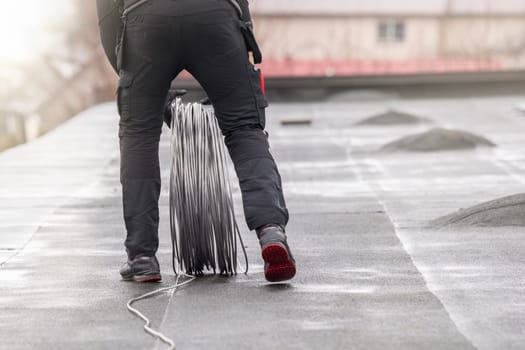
(2, 88, 525, 349)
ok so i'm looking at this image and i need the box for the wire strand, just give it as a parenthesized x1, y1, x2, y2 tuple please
(126, 274, 196, 350)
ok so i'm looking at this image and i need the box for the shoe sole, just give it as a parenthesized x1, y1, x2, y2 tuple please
(122, 274, 162, 283)
(262, 243, 296, 282)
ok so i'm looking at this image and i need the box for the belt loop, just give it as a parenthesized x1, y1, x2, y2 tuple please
(225, 0, 243, 18)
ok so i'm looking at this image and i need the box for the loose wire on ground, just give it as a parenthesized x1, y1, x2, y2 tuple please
(126, 274, 196, 350)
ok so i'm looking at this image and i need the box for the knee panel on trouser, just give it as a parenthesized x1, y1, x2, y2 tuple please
(225, 129, 289, 230)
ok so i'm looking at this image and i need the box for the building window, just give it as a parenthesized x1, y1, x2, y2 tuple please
(378, 20, 405, 43)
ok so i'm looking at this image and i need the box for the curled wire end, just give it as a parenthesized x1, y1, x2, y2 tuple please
(126, 273, 196, 350)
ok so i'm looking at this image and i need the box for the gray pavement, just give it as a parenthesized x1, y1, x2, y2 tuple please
(1, 93, 525, 349)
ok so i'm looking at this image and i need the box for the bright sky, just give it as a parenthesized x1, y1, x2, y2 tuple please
(0, 0, 72, 64)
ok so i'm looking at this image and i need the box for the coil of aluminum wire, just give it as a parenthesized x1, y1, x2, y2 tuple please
(169, 95, 248, 275)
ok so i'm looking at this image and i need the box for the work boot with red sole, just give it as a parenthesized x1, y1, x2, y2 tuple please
(120, 255, 162, 283)
(257, 225, 296, 282)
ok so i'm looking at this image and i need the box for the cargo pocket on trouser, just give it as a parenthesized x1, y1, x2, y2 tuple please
(117, 70, 134, 119)
(247, 63, 268, 129)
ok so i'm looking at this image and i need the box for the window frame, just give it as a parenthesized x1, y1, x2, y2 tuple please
(378, 19, 406, 43)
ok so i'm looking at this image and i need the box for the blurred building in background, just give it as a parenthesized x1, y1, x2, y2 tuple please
(252, 0, 525, 77)
(1, 0, 525, 151)
(0, 0, 115, 151)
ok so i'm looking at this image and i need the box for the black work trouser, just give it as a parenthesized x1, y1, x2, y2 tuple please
(118, 0, 288, 259)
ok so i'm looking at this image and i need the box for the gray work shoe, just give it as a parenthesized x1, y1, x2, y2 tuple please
(257, 225, 296, 282)
(120, 255, 161, 283)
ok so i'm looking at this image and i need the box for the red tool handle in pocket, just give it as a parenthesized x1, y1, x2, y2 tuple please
(259, 68, 265, 94)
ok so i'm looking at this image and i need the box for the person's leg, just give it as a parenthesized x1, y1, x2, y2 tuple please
(117, 13, 181, 263)
(181, 8, 289, 231)
(180, 4, 295, 281)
